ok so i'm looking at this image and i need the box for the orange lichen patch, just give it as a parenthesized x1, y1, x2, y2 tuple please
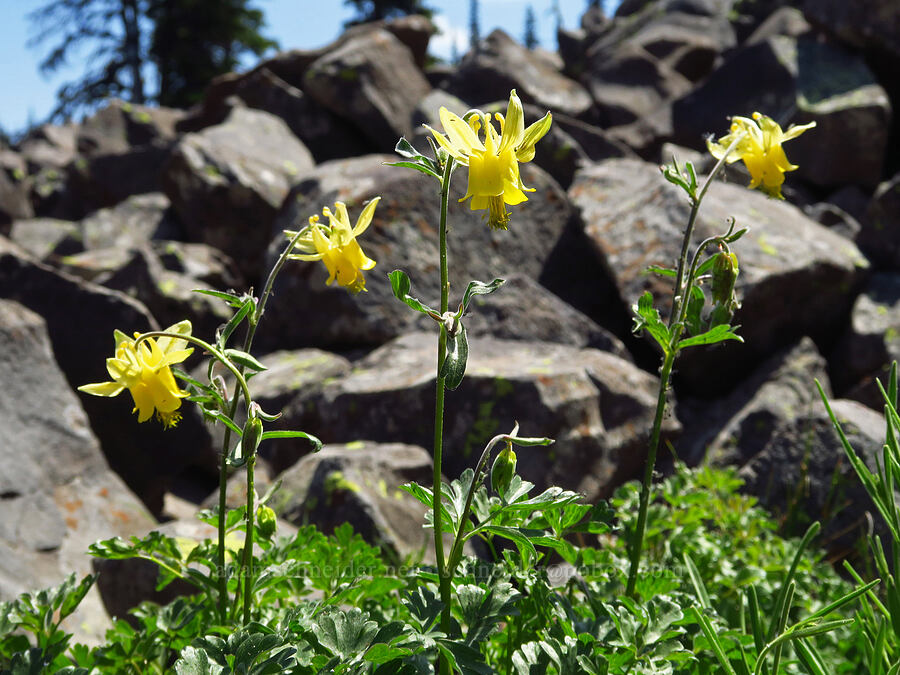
(111, 508, 131, 523)
(63, 499, 83, 513)
(65, 516, 79, 529)
(97, 487, 109, 498)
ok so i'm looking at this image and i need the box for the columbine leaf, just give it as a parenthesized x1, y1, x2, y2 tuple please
(314, 607, 379, 660)
(477, 525, 537, 558)
(459, 278, 505, 315)
(259, 430, 322, 452)
(384, 160, 441, 179)
(439, 324, 468, 390)
(192, 289, 250, 309)
(223, 349, 267, 372)
(676, 324, 743, 350)
(217, 298, 254, 349)
(388, 270, 439, 317)
(632, 291, 672, 355)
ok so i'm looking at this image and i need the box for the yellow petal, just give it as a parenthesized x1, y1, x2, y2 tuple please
(79, 381, 125, 397)
(439, 107, 484, 153)
(516, 111, 552, 163)
(352, 196, 381, 237)
(500, 91, 525, 153)
(781, 120, 816, 142)
(424, 125, 468, 162)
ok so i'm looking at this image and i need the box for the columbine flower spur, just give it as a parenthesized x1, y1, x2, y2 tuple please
(426, 89, 552, 230)
(79, 320, 194, 428)
(286, 198, 379, 294)
(706, 112, 815, 199)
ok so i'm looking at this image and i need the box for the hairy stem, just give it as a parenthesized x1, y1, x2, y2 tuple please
(435, 158, 453, 675)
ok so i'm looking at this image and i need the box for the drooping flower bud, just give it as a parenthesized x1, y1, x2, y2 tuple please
(256, 505, 277, 540)
(490, 441, 517, 496)
(241, 411, 264, 460)
(711, 251, 739, 307)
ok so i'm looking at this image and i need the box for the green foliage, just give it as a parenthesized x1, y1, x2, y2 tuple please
(343, 0, 434, 26)
(1, 462, 881, 673)
(148, 0, 277, 108)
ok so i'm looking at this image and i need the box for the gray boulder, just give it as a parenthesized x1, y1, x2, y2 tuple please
(7, 217, 83, 260)
(803, 0, 900, 61)
(448, 29, 594, 119)
(0, 237, 217, 515)
(78, 192, 185, 250)
(303, 28, 431, 151)
(260, 153, 572, 350)
(0, 299, 156, 642)
(739, 398, 889, 558)
(857, 172, 900, 269)
(192, 68, 373, 162)
(830, 272, 900, 396)
(677, 337, 832, 466)
(568, 158, 869, 394)
(269, 442, 435, 560)
(162, 106, 315, 282)
(279, 332, 680, 501)
(76, 99, 182, 157)
(672, 35, 891, 190)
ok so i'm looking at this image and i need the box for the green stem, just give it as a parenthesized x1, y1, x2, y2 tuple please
(625, 348, 676, 597)
(241, 452, 256, 624)
(434, 157, 453, 675)
(624, 137, 744, 598)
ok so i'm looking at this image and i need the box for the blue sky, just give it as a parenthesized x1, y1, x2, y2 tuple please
(0, 0, 612, 138)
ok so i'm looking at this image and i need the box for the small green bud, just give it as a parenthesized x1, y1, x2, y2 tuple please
(490, 442, 517, 496)
(711, 251, 739, 307)
(709, 302, 734, 328)
(256, 505, 277, 539)
(241, 414, 264, 460)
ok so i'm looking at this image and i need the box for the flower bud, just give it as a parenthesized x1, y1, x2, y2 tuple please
(490, 442, 517, 496)
(711, 251, 739, 307)
(241, 414, 264, 460)
(256, 505, 277, 540)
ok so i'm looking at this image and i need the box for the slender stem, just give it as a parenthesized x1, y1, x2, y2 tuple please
(625, 348, 676, 597)
(434, 157, 454, 675)
(668, 134, 745, 330)
(241, 453, 256, 624)
(625, 138, 746, 598)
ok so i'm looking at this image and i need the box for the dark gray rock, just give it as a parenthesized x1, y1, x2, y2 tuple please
(7, 218, 83, 260)
(16, 123, 78, 171)
(831, 273, 900, 395)
(447, 29, 593, 119)
(0, 298, 155, 641)
(0, 237, 217, 515)
(279, 332, 680, 501)
(78, 192, 185, 250)
(568, 158, 869, 394)
(269, 441, 435, 560)
(672, 35, 891, 190)
(0, 168, 33, 226)
(193, 69, 373, 163)
(66, 142, 174, 218)
(677, 337, 831, 466)
(803, 0, 900, 61)
(303, 28, 431, 151)
(261, 153, 571, 350)
(162, 106, 315, 282)
(858, 172, 900, 269)
(739, 398, 889, 559)
(75, 99, 182, 157)
(460, 273, 630, 358)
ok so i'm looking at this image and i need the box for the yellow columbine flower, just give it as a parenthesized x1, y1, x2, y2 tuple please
(78, 320, 193, 428)
(426, 89, 552, 230)
(286, 199, 379, 294)
(706, 112, 815, 199)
